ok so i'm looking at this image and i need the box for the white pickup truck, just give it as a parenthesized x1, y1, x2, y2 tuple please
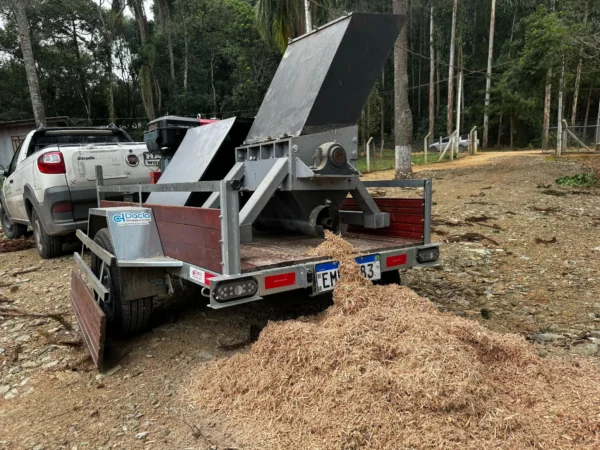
(0, 126, 157, 258)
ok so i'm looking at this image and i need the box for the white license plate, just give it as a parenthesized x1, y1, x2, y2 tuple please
(315, 254, 381, 293)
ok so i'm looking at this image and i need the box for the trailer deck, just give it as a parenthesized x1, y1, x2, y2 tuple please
(240, 232, 421, 271)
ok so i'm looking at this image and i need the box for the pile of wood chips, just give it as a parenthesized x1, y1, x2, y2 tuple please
(189, 232, 600, 449)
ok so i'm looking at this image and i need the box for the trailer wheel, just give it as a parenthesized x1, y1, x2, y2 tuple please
(375, 270, 401, 286)
(1, 204, 26, 239)
(91, 228, 153, 336)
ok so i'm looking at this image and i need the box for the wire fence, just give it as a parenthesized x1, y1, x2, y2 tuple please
(546, 124, 600, 152)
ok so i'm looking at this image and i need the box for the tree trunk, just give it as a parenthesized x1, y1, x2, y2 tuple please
(393, 0, 413, 179)
(380, 72, 385, 156)
(428, 6, 434, 147)
(542, 67, 552, 150)
(508, 12, 516, 58)
(13, 0, 46, 126)
(510, 113, 514, 149)
(167, 30, 175, 83)
(447, 0, 458, 136)
(130, 0, 155, 119)
(497, 112, 503, 148)
(71, 18, 91, 124)
(571, 2, 588, 125)
(483, 0, 496, 148)
(210, 52, 218, 114)
(584, 90, 592, 142)
(131, 0, 148, 42)
(436, 54, 440, 117)
(417, 9, 423, 118)
(183, 19, 189, 91)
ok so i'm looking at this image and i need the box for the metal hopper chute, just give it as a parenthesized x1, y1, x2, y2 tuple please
(231, 12, 406, 242)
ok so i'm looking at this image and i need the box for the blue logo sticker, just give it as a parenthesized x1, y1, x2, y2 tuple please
(112, 211, 152, 226)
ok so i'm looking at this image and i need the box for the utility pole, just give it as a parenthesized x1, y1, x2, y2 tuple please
(304, 0, 312, 34)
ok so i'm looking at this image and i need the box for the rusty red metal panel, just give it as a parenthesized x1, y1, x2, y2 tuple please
(342, 197, 425, 241)
(156, 221, 223, 273)
(70, 270, 106, 370)
(150, 205, 221, 229)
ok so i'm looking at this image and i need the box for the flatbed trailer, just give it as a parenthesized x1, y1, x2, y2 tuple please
(71, 176, 439, 369)
(67, 12, 442, 369)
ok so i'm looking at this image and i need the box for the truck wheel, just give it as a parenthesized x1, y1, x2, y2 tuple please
(1, 204, 26, 239)
(91, 228, 153, 336)
(375, 270, 401, 286)
(31, 209, 62, 258)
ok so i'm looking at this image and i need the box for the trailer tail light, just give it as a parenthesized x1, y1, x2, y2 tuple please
(38, 152, 66, 174)
(213, 277, 258, 303)
(417, 247, 440, 264)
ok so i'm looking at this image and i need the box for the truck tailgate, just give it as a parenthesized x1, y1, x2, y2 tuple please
(63, 143, 150, 190)
(62, 143, 151, 220)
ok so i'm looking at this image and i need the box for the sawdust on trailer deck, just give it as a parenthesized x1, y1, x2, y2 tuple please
(188, 232, 600, 449)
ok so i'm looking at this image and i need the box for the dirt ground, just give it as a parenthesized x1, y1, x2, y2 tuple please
(1, 151, 600, 449)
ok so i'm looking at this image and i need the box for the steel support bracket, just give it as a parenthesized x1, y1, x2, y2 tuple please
(239, 157, 289, 243)
(349, 181, 390, 228)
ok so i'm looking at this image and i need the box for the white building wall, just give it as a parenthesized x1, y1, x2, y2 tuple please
(0, 125, 34, 168)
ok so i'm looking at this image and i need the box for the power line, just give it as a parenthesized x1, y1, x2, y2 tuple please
(406, 48, 520, 75)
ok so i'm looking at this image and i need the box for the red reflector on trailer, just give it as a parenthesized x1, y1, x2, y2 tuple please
(386, 254, 407, 267)
(205, 273, 215, 285)
(264, 272, 296, 290)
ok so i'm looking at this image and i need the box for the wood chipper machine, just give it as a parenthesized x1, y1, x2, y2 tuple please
(69, 12, 441, 369)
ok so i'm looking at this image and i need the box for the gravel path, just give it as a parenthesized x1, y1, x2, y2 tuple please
(0, 151, 599, 449)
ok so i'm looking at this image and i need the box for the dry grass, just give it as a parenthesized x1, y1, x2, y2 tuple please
(187, 232, 600, 449)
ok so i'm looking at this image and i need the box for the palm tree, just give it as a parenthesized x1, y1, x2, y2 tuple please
(255, 0, 338, 53)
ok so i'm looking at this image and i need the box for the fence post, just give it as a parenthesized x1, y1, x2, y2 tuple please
(596, 100, 600, 151)
(469, 126, 477, 155)
(423, 132, 430, 165)
(474, 130, 478, 154)
(366, 136, 373, 172)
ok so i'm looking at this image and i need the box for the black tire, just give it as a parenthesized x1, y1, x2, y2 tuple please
(91, 228, 153, 336)
(0, 204, 26, 239)
(31, 208, 62, 259)
(374, 270, 401, 286)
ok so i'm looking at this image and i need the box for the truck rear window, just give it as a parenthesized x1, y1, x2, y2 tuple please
(29, 132, 131, 155)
